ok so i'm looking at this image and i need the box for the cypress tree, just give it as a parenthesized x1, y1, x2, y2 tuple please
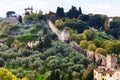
(56, 7, 65, 18)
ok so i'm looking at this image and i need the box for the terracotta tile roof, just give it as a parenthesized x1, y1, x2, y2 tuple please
(24, 7, 33, 10)
(94, 68, 104, 73)
(104, 70, 115, 75)
(94, 68, 115, 75)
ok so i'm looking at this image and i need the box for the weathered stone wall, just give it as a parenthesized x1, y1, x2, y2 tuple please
(47, 20, 70, 42)
(47, 20, 117, 67)
(70, 41, 106, 66)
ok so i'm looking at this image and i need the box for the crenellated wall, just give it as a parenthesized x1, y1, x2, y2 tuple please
(47, 20, 117, 67)
(70, 41, 117, 67)
(47, 20, 70, 42)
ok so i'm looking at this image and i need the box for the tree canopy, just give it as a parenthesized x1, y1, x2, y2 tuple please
(16, 34, 38, 42)
(66, 6, 82, 18)
(56, 7, 65, 18)
(6, 11, 16, 17)
(58, 19, 89, 33)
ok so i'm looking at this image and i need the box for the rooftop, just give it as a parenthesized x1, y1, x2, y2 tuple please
(24, 7, 33, 10)
(95, 68, 115, 75)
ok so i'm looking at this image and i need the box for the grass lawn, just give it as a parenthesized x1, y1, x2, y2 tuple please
(35, 73, 45, 80)
(95, 32, 116, 41)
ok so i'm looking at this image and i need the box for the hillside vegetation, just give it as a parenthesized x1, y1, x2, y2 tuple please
(0, 6, 120, 80)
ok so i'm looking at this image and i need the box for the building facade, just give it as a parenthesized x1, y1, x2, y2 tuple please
(94, 67, 120, 80)
(94, 54, 120, 80)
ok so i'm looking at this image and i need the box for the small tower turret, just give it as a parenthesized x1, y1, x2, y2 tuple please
(24, 6, 33, 15)
(106, 54, 117, 69)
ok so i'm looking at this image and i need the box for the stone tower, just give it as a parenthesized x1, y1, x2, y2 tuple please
(106, 54, 117, 69)
(104, 17, 113, 29)
(24, 6, 33, 15)
(61, 30, 70, 42)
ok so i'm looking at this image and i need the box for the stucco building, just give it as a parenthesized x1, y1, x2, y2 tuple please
(94, 54, 120, 80)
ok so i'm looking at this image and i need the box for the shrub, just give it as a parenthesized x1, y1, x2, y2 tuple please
(88, 44, 97, 51)
(0, 58, 5, 67)
(80, 40, 89, 49)
(95, 48, 107, 55)
(16, 34, 38, 42)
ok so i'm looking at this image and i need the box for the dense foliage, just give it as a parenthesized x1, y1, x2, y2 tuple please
(16, 34, 38, 42)
(0, 42, 92, 80)
(24, 11, 43, 22)
(0, 5, 120, 80)
(106, 17, 120, 39)
(0, 68, 28, 80)
(57, 19, 89, 33)
(66, 6, 82, 18)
